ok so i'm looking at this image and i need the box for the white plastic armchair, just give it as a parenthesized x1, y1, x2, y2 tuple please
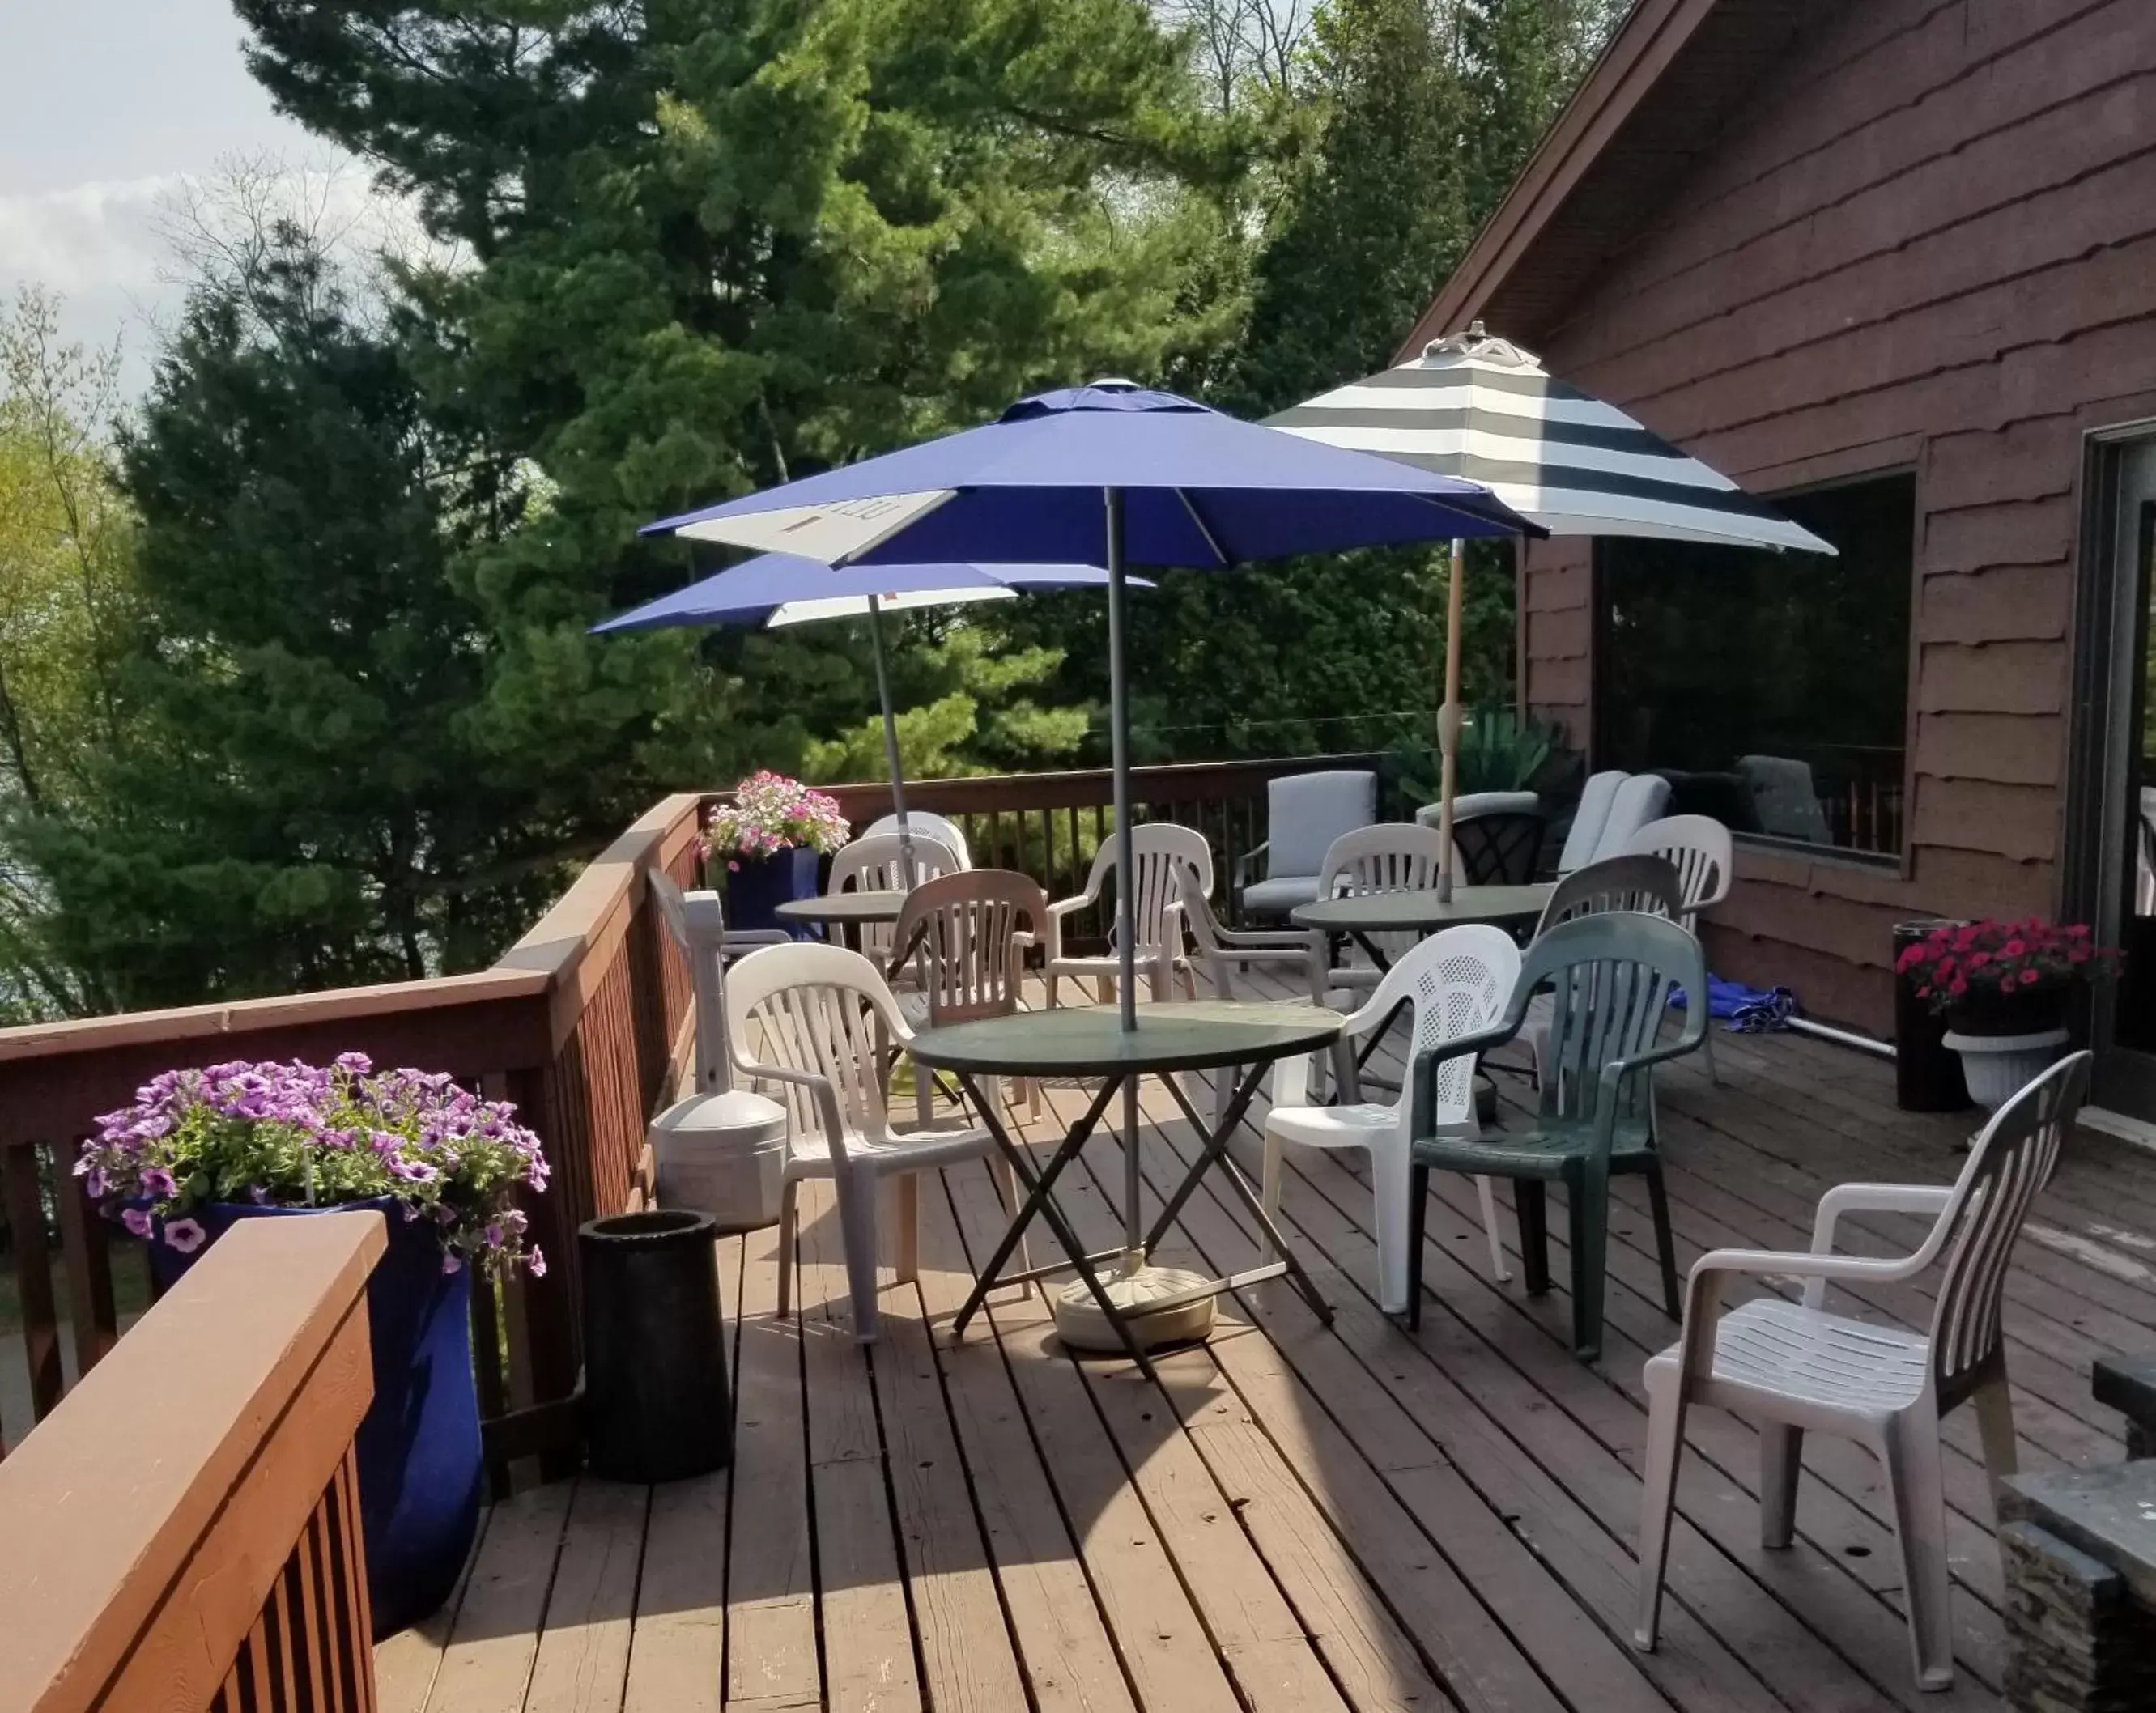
(1178, 865, 1322, 1124)
(725, 941, 1025, 1342)
(826, 831, 964, 962)
(1310, 822, 1450, 1001)
(1264, 926, 1520, 1308)
(862, 810, 973, 868)
(1620, 814, 1732, 920)
(1043, 822, 1214, 1006)
(1634, 1050, 2093, 1693)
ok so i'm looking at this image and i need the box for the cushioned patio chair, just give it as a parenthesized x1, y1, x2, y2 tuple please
(1405, 911, 1709, 1359)
(1634, 1051, 2092, 1693)
(1233, 769, 1377, 919)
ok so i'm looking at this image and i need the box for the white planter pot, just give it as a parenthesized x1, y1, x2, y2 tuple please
(1941, 1027, 2069, 1112)
(650, 1089, 789, 1227)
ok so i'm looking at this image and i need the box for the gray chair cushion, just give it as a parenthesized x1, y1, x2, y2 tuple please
(1240, 874, 1324, 916)
(1265, 771, 1376, 878)
(1558, 771, 1627, 872)
(1591, 774, 1673, 863)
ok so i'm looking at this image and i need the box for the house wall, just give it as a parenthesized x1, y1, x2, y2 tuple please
(1518, 0, 2156, 1031)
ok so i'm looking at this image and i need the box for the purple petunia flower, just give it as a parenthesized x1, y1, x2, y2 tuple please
(139, 1167, 178, 1198)
(441, 1251, 464, 1276)
(336, 1051, 373, 1074)
(164, 1218, 208, 1254)
(121, 1205, 153, 1238)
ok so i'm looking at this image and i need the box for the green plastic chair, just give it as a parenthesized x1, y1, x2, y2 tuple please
(1404, 911, 1709, 1359)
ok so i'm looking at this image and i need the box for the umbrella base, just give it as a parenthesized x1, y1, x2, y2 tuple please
(1053, 1265, 1217, 1353)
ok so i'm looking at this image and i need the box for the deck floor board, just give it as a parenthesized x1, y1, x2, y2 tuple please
(385, 980, 2156, 1713)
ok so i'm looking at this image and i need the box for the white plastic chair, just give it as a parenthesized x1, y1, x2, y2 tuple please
(726, 941, 1027, 1342)
(1309, 822, 1450, 1001)
(862, 810, 973, 868)
(1620, 814, 1733, 1085)
(1233, 769, 1378, 917)
(1177, 865, 1321, 1124)
(825, 831, 964, 963)
(1634, 1050, 2093, 1692)
(1043, 822, 1213, 1005)
(1263, 926, 1521, 1307)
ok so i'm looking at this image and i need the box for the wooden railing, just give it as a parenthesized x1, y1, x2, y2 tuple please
(0, 754, 1386, 1469)
(819, 752, 1397, 938)
(0, 793, 704, 1474)
(0, 1212, 385, 1711)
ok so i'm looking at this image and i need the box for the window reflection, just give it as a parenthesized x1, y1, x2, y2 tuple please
(1597, 473, 1916, 861)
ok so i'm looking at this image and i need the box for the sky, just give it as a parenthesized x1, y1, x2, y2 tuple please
(0, 0, 378, 397)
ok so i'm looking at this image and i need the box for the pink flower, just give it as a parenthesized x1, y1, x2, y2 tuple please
(1967, 950, 1990, 970)
(121, 1205, 153, 1238)
(528, 1246, 548, 1279)
(2019, 969, 2041, 986)
(1948, 976, 1969, 996)
(164, 1218, 208, 1254)
(2003, 938, 2026, 959)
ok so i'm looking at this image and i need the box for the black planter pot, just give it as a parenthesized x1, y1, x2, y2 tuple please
(580, 1209, 732, 1481)
(1947, 987, 2070, 1039)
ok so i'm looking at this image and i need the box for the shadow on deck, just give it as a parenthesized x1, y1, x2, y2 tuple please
(375, 973, 2156, 1713)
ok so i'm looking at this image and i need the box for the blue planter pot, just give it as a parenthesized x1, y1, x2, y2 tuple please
(722, 845, 823, 936)
(146, 1197, 483, 1640)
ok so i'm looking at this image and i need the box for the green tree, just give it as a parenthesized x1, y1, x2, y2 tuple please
(15, 223, 565, 1007)
(0, 291, 139, 1018)
(234, 0, 1244, 844)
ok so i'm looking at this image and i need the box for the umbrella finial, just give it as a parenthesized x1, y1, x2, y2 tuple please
(1423, 322, 1540, 371)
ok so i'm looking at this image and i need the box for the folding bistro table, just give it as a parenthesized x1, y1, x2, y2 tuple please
(912, 1001, 1342, 1377)
(774, 889, 908, 953)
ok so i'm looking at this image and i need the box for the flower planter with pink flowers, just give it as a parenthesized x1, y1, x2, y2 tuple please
(79, 1054, 549, 1639)
(1896, 919, 2120, 1112)
(704, 770, 850, 936)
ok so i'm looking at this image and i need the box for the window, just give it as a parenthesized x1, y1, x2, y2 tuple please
(1597, 471, 1915, 861)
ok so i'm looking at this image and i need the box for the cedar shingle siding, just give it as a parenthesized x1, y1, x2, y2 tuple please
(1444, 0, 2156, 1029)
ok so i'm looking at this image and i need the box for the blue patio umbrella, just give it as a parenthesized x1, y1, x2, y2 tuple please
(594, 555, 1138, 881)
(644, 380, 1538, 1029)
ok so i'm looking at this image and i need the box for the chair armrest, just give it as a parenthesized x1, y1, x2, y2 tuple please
(1217, 923, 1314, 952)
(1407, 1018, 1525, 1133)
(731, 1056, 848, 1161)
(1043, 892, 1091, 960)
(1233, 842, 1270, 889)
(1804, 1183, 1954, 1307)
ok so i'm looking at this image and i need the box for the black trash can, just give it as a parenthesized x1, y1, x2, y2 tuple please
(1893, 919, 1972, 1113)
(580, 1209, 731, 1481)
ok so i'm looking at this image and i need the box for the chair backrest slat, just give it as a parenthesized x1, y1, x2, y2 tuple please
(1927, 1053, 2089, 1396)
(1621, 814, 1733, 916)
(1517, 912, 1703, 1128)
(890, 869, 1046, 1025)
(1532, 853, 1683, 939)
(726, 942, 908, 1144)
(862, 810, 972, 868)
(1317, 823, 1449, 899)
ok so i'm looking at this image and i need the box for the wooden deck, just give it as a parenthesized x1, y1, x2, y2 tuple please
(374, 977, 2156, 1713)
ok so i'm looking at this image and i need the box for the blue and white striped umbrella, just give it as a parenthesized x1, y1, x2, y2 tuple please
(1269, 325, 1834, 554)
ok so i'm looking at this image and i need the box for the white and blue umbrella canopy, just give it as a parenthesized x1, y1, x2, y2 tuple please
(592, 554, 1127, 633)
(641, 380, 1537, 1045)
(642, 380, 1537, 566)
(594, 555, 1144, 882)
(1268, 327, 1835, 554)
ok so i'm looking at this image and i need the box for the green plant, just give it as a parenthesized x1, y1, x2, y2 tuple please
(1388, 703, 1563, 805)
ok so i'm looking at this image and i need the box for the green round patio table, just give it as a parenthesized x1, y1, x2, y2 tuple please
(1290, 882, 1553, 941)
(911, 1001, 1342, 1371)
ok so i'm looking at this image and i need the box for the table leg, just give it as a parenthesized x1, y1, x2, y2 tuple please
(1146, 1062, 1333, 1324)
(946, 1073, 1159, 1380)
(1350, 929, 1394, 974)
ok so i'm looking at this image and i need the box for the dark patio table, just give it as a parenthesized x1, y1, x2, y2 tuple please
(910, 1001, 1342, 1375)
(775, 889, 908, 952)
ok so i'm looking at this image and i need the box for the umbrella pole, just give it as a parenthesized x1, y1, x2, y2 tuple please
(865, 593, 916, 889)
(1435, 538, 1465, 904)
(1104, 487, 1143, 1265)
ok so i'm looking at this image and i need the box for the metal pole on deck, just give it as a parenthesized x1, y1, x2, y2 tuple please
(865, 592, 916, 888)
